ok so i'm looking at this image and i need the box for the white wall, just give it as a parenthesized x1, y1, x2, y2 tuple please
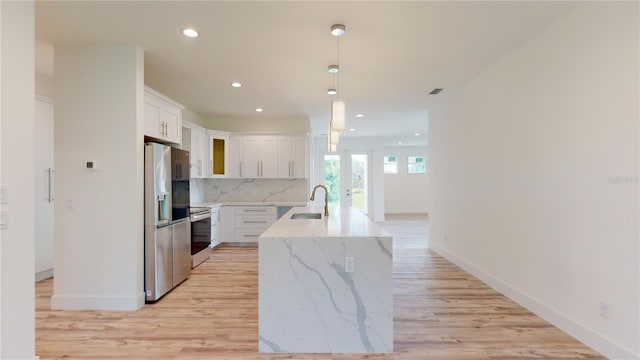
(52, 45, 145, 310)
(313, 136, 385, 222)
(1, 1, 36, 358)
(428, 3, 638, 358)
(383, 146, 428, 214)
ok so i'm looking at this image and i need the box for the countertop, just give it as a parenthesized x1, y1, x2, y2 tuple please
(260, 206, 390, 238)
(192, 201, 308, 208)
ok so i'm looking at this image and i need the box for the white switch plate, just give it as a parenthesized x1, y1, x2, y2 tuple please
(0, 210, 8, 230)
(345, 257, 355, 273)
(0, 185, 7, 204)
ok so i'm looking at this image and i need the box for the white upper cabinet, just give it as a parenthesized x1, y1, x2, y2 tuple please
(209, 131, 230, 178)
(144, 86, 184, 144)
(242, 136, 278, 178)
(278, 136, 307, 178)
(182, 122, 208, 178)
(226, 134, 308, 179)
(227, 137, 242, 178)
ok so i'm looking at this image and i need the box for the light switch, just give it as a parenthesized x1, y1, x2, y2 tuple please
(1, 210, 8, 230)
(0, 185, 7, 204)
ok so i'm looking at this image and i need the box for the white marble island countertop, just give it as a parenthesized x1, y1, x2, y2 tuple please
(258, 207, 393, 354)
(260, 206, 390, 238)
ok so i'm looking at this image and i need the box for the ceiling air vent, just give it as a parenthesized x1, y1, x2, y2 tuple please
(429, 88, 443, 95)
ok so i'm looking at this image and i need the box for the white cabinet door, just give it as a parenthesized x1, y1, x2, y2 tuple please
(143, 87, 184, 145)
(277, 136, 307, 178)
(243, 136, 278, 178)
(35, 96, 55, 280)
(227, 137, 242, 178)
(260, 137, 279, 178)
(278, 137, 293, 178)
(219, 206, 236, 243)
(242, 137, 261, 178)
(144, 97, 163, 139)
(162, 105, 182, 144)
(209, 131, 229, 177)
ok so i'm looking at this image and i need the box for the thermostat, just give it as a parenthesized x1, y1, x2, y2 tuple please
(86, 161, 98, 170)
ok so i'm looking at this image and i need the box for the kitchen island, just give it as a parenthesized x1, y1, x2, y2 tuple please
(258, 207, 393, 353)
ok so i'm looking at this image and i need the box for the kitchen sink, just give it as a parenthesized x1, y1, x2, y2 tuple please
(290, 213, 322, 220)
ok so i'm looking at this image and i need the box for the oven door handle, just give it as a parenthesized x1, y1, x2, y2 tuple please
(191, 212, 212, 222)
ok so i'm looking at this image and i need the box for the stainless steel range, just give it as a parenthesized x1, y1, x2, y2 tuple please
(190, 206, 212, 268)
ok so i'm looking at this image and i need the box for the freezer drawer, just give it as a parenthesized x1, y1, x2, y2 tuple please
(172, 220, 191, 286)
(145, 225, 173, 302)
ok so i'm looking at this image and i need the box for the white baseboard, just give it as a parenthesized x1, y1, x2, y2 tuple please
(430, 244, 638, 360)
(35, 269, 53, 282)
(51, 292, 145, 311)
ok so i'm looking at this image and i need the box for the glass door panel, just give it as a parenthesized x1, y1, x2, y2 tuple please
(323, 154, 341, 208)
(350, 154, 368, 214)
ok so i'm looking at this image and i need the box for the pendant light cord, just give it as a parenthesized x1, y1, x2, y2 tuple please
(336, 36, 340, 99)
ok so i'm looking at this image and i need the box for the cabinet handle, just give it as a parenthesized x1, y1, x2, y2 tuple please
(289, 161, 293, 177)
(257, 162, 260, 177)
(239, 161, 243, 177)
(199, 159, 203, 177)
(47, 168, 55, 202)
(243, 209, 267, 212)
(292, 161, 295, 177)
(243, 220, 268, 224)
(261, 161, 264, 177)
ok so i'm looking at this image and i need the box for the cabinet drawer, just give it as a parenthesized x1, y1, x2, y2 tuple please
(235, 206, 276, 216)
(235, 215, 274, 230)
(235, 229, 263, 243)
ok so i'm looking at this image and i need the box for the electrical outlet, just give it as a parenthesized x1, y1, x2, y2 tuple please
(345, 257, 355, 273)
(65, 199, 73, 211)
(444, 235, 448, 242)
(146, 290, 152, 297)
(599, 302, 610, 319)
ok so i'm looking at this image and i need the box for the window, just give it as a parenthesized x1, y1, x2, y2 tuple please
(383, 156, 398, 174)
(408, 156, 426, 174)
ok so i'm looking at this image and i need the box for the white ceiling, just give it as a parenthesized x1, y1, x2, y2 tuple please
(35, 1, 578, 146)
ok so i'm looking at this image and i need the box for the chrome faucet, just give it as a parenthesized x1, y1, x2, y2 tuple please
(310, 184, 329, 217)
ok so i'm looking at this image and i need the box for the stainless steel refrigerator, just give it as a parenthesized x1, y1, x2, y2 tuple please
(144, 142, 191, 302)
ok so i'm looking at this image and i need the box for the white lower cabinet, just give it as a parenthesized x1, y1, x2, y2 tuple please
(210, 206, 221, 247)
(219, 206, 235, 243)
(220, 206, 276, 243)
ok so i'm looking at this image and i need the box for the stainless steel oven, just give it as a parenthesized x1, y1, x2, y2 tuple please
(190, 207, 212, 268)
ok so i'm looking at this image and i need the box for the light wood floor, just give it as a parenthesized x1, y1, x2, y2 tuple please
(36, 215, 604, 359)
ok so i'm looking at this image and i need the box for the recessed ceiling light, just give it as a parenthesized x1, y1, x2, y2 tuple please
(331, 24, 346, 37)
(231, 82, 242, 88)
(328, 65, 339, 74)
(181, 28, 199, 38)
(255, 108, 263, 112)
(356, 114, 364, 118)
(397, 141, 403, 145)
(414, 133, 420, 136)
(349, 128, 356, 132)
(327, 88, 337, 95)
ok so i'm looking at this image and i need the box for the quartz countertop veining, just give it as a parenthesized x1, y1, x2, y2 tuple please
(260, 207, 390, 238)
(258, 206, 393, 353)
(191, 201, 308, 208)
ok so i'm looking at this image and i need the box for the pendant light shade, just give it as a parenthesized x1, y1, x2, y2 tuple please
(331, 100, 345, 132)
(330, 129, 340, 145)
(327, 130, 337, 152)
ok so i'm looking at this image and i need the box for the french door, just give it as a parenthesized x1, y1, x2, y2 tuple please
(322, 151, 369, 214)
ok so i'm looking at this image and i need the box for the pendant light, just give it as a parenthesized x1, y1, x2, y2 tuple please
(330, 24, 346, 133)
